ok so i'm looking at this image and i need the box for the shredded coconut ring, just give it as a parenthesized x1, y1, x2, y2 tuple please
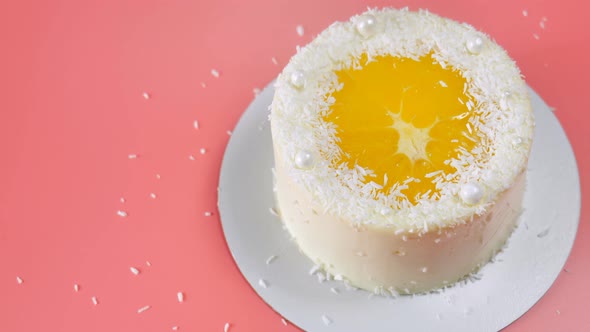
(270, 8, 533, 231)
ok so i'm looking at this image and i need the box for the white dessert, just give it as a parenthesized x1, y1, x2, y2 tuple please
(270, 8, 533, 294)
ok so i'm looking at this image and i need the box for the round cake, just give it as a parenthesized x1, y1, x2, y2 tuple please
(270, 8, 534, 294)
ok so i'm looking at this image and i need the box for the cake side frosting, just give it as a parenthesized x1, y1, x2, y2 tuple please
(275, 148, 526, 293)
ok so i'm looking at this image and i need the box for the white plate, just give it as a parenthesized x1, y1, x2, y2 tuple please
(218, 82, 580, 332)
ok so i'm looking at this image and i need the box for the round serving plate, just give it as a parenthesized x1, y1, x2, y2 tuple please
(218, 81, 580, 332)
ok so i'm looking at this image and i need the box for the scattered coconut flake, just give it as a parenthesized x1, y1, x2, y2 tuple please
(188, 155, 195, 161)
(149, 193, 157, 199)
(91, 296, 98, 305)
(556, 309, 561, 315)
(296, 25, 305, 36)
(540, 21, 545, 29)
(204, 211, 213, 217)
(281, 318, 288, 326)
(265, 255, 278, 265)
(211, 69, 220, 78)
(172, 326, 178, 331)
(117, 210, 128, 218)
(74, 284, 80, 292)
(130, 267, 140, 275)
(533, 33, 540, 40)
(439, 80, 448, 88)
(146, 261, 152, 267)
(522, 9, 528, 17)
(316, 272, 326, 283)
(253, 88, 261, 96)
(321, 314, 333, 326)
(258, 279, 269, 288)
(269, 207, 279, 217)
(142, 92, 150, 100)
(16, 276, 23, 284)
(224, 323, 230, 332)
(200, 82, 207, 88)
(309, 265, 321, 275)
(155, 174, 161, 180)
(343, 280, 358, 291)
(193, 120, 199, 130)
(137, 305, 151, 314)
(271, 57, 278, 65)
(177, 291, 184, 303)
(128, 154, 138, 159)
(226, 130, 232, 136)
(199, 148, 207, 155)
(537, 227, 550, 238)
(120, 197, 126, 203)
(330, 287, 340, 294)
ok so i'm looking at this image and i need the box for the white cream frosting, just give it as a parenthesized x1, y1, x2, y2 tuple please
(270, 8, 533, 293)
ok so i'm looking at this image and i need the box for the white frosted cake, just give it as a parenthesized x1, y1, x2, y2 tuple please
(270, 8, 533, 294)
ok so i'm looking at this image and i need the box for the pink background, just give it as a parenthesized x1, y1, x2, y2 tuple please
(1, 0, 588, 331)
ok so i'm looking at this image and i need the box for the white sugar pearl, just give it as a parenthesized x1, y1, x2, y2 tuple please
(466, 36, 485, 54)
(295, 150, 314, 169)
(460, 183, 484, 205)
(356, 15, 378, 38)
(290, 71, 305, 88)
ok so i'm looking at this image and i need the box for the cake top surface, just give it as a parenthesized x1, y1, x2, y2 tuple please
(270, 7, 534, 232)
